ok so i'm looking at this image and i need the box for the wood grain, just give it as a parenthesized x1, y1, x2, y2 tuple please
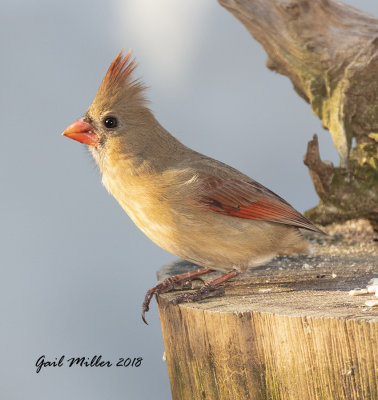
(157, 251, 378, 399)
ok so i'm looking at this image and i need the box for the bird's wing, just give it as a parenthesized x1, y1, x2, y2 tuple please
(191, 176, 323, 233)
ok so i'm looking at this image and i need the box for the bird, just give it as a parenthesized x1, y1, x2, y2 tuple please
(62, 50, 323, 324)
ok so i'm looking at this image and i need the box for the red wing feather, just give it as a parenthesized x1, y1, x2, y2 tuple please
(195, 177, 323, 233)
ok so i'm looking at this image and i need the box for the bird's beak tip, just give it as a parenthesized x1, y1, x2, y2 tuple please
(62, 118, 99, 147)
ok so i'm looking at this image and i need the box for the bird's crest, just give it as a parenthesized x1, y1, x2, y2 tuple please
(102, 50, 136, 90)
(95, 50, 146, 105)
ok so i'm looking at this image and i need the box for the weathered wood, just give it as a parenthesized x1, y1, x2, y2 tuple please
(218, 0, 378, 226)
(157, 221, 378, 399)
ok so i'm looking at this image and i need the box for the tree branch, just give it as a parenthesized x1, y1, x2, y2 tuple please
(219, 0, 378, 226)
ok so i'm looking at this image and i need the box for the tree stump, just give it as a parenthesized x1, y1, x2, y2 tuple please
(157, 220, 378, 400)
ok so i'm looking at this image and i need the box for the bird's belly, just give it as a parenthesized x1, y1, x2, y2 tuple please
(161, 213, 280, 271)
(118, 198, 306, 271)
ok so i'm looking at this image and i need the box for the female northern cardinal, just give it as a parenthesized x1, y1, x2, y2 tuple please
(63, 51, 323, 323)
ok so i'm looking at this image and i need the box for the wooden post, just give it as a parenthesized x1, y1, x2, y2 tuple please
(156, 223, 378, 399)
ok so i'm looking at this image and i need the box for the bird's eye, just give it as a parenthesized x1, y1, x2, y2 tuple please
(103, 116, 118, 129)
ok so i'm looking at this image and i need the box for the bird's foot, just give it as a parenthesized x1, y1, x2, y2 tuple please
(165, 268, 241, 309)
(142, 267, 214, 324)
(166, 284, 225, 307)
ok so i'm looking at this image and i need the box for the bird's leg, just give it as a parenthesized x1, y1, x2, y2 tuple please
(142, 267, 214, 324)
(166, 269, 241, 308)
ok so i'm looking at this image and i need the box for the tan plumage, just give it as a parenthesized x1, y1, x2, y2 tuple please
(63, 51, 323, 319)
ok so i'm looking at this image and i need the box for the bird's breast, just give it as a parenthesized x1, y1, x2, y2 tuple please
(102, 171, 181, 251)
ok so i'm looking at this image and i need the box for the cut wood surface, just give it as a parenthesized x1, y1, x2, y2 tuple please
(157, 220, 378, 399)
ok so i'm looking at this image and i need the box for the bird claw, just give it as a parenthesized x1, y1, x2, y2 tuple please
(141, 310, 148, 325)
(141, 268, 214, 324)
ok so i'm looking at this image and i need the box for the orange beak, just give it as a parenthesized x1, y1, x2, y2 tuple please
(62, 118, 99, 147)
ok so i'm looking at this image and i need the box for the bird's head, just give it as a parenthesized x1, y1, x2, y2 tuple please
(62, 50, 152, 169)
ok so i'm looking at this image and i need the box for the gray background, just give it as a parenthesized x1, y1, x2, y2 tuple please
(1, 0, 375, 399)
